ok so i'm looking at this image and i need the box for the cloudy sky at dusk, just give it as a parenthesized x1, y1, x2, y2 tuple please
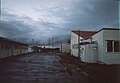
(0, 0, 119, 44)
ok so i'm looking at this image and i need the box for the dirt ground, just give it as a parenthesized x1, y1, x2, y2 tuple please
(0, 53, 120, 83)
(57, 53, 120, 83)
(0, 53, 90, 83)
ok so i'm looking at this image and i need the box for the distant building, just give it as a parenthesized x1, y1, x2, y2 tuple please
(59, 42, 70, 54)
(0, 37, 28, 58)
(39, 45, 53, 48)
(28, 45, 34, 53)
(31, 46, 41, 53)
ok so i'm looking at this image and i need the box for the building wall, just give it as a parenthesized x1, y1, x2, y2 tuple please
(0, 40, 28, 58)
(0, 42, 9, 58)
(80, 44, 98, 63)
(70, 32, 80, 57)
(60, 43, 70, 53)
(28, 46, 32, 52)
(102, 30, 120, 64)
(92, 30, 104, 63)
(8, 49, 12, 56)
(80, 30, 104, 63)
(0, 49, 6, 58)
(92, 29, 120, 64)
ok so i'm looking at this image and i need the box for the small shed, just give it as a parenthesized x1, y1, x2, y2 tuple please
(80, 43, 98, 63)
(59, 43, 70, 53)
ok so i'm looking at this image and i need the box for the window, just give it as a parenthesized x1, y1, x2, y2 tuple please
(114, 41, 120, 52)
(106, 40, 120, 52)
(1, 43, 4, 49)
(107, 40, 113, 52)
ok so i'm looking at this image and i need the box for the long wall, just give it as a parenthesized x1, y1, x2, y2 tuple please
(0, 39, 28, 58)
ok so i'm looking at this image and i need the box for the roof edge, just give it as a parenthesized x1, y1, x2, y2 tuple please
(0, 37, 28, 46)
(98, 28, 120, 32)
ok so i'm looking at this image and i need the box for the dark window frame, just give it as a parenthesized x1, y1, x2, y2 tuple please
(106, 40, 113, 52)
(106, 40, 120, 53)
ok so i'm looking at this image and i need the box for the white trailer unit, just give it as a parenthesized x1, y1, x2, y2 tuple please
(80, 44, 98, 63)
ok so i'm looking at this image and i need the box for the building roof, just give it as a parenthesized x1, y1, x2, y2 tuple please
(72, 28, 119, 38)
(98, 28, 120, 32)
(0, 37, 28, 46)
(61, 42, 70, 45)
(72, 31, 97, 38)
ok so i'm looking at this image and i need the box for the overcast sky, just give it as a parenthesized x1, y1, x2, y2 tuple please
(0, 0, 119, 44)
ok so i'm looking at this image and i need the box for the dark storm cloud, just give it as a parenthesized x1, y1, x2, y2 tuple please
(0, 0, 119, 44)
(0, 21, 31, 38)
(35, 0, 118, 31)
(0, 10, 33, 41)
(73, 0, 119, 29)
